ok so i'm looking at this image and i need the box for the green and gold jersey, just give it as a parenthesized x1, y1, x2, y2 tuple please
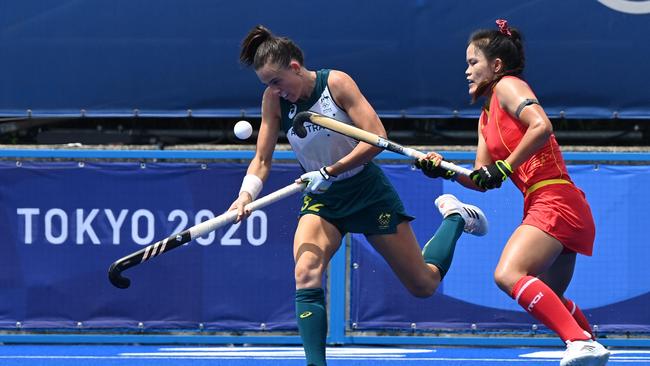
(280, 69, 363, 181)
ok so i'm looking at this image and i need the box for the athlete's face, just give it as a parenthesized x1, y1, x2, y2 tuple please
(465, 43, 496, 96)
(256, 61, 303, 103)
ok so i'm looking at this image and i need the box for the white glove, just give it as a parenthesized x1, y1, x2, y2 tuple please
(300, 167, 334, 194)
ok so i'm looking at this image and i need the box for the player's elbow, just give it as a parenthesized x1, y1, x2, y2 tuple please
(540, 123, 553, 140)
(408, 283, 438, 298)
(531, 119, 553, 141)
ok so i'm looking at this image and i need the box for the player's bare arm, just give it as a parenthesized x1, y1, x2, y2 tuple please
(231, 87, 282, 221)
(495, 78, 552, 170)
(324, 70, 383, 176)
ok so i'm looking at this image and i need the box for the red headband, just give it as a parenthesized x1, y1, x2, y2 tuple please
(496, 19, 512, 37)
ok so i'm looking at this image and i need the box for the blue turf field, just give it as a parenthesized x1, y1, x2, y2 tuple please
(0, 345, 648, 365)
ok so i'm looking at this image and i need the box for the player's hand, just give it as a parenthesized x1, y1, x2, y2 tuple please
(470, 160, 513, 190)
(414, 153, 457, 180)
(228, 192, 253, 222)
(299, 167, 333, 194)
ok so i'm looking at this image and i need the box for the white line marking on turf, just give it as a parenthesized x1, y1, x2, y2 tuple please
(2, 347, 649, 362)
(159, 346, 435, 354)
(123, 346, 435, 358)
(121, 352, 406, 358)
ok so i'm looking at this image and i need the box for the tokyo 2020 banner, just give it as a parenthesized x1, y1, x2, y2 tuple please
(0, 162, 648, 333)
(0, 162, 303, 331)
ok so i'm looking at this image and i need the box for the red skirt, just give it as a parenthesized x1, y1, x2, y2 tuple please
(522, 182, 595, 256)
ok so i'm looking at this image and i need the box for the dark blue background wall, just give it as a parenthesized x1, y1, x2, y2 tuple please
(1, 1, 648, 118)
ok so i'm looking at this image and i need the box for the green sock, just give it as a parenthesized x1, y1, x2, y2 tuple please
(296, 288, 327, 366)
(422, 214, 464, 279)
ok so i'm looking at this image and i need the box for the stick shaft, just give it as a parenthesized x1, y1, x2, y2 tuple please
(108, 181, 305, 288)
(308, 114, 472, 176)
(188, 182, 305, 237)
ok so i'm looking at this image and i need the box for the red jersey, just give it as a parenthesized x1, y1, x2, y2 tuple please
(479, 77, 571, 196)
(479, 77, 595, 255)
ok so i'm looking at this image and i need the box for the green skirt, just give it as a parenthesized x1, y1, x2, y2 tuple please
(299, 162, 414, 235)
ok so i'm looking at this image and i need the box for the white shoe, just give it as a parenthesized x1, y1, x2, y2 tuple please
(434, 194, 488, 236)
(560, 339, 610, 366)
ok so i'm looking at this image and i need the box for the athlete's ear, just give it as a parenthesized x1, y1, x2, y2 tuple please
(493, 58, 504, 74)
(289, 60, 302, 73)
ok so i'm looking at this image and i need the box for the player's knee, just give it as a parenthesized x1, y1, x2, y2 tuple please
(493, 268, 519, 295)
(294, 261, 323, 288)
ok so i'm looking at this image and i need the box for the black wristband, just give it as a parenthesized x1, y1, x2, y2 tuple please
(321, 166, 337, 179)
(319, 166, 332, 180)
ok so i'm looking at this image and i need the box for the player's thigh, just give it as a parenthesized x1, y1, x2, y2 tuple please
(293, 213, 342, 269)
(366, 221, 436, 287)
(495, 224, 565, 288)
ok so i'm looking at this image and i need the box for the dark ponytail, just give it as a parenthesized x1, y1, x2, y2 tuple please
(469, 20, 525, 101)
(239, 25, 304, 70)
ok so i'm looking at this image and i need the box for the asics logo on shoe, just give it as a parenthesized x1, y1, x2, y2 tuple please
(527, 292, 544, 312)
(299, 311, 313, 319)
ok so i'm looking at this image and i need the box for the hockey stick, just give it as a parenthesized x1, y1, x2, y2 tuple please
(108, 181, 306, 289)
(292, 111, 472, 176)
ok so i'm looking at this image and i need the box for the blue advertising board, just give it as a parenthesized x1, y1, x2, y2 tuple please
(350, 164, 650, 333)
(1, 1, 649, 118)
(0, 162, 304, 330)
(0, 161, 648, 334)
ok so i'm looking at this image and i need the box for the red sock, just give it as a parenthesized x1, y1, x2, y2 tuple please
(511, 276, 591, 342)
(563, 298, 595, 339)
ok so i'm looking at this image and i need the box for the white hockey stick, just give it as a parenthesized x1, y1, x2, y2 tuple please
(109, 181, 306, 288)
(292, 111, 472, 176)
